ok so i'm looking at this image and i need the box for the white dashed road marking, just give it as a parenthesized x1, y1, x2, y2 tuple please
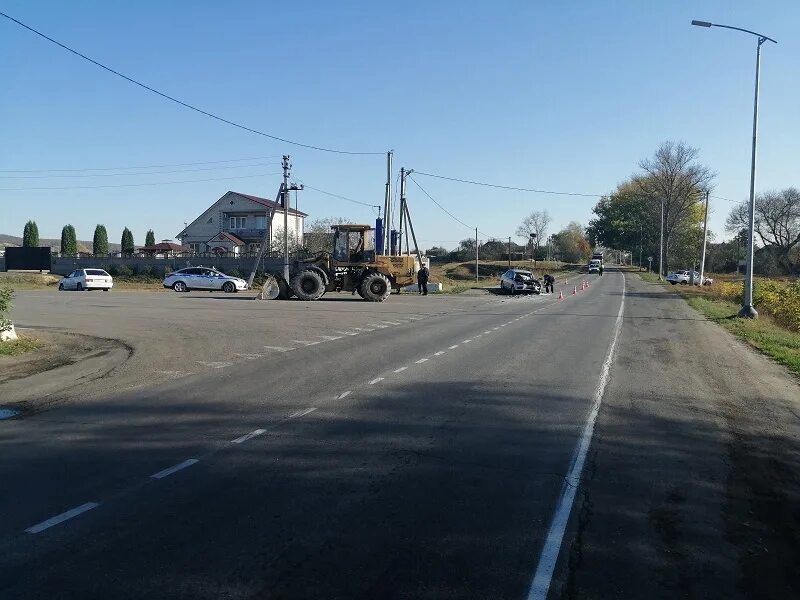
(196, 361, 232, 369)
(415, 358, 429, 364)
(369, 377, 385, 385)
(463, 339, 472, 343)
(335, 330, 360, 336)
(448, 344, 459, 349)
(263, 346, 295, 352)
(433, 351, 445, 356)
(25, 502, 100, 534)
(289, 407, 317, 419)
(393, 366, 408, 373)
(150, 459, 199, 480)
(231, 429, 267, 444)
(292, 340, 320, 346)
(337, 391, 352, 400)
(317, 335, 343, 341)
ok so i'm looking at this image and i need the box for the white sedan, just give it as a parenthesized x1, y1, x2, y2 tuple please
(163, 267, 248, 293)
(58, 268, 114, 291)
(666, 270, 713, 285)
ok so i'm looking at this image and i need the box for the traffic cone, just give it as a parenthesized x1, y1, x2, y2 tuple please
(558, 289, 564, 300)
(573, 286, 577, 295)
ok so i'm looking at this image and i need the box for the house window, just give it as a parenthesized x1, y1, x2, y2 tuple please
(254, 215, 266, 229)
(189, 243, 201, 254)
(229, 216, 247, 229)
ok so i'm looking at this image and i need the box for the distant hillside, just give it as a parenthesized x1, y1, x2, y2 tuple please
(0, 234, 121, 253)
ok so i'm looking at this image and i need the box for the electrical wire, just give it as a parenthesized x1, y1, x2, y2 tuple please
(413, 170, 604, 197)
(0, 162, 281, 179)
(0, 156, 282, 173)
(407, 175, 474, 231)
(298, 182, 380, 210)
(0, 172, 281, 191)
(0, 11, 385, 156)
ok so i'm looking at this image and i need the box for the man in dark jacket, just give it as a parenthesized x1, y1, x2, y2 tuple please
(543, 273, 555, 294)
(417, 266, 430, 296)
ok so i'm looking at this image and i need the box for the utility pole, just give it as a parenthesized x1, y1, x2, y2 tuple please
(699, 190, 710, 286)
(475, 228, 479, 284)
(281, 156, 291, 285)
(639, 223, 643, 271)
(658, 197, 665, 280)
(508, 237, 511, 267)
(398, 167, 407, 256)
(383, 151, 392, 255)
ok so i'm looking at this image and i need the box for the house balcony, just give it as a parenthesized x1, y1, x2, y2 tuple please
(225, 228, 267, 241)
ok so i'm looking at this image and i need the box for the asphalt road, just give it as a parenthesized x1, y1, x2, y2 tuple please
(1, 272, 798, 599)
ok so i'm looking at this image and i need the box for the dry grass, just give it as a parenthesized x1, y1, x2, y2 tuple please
(0, 335, 44, 356)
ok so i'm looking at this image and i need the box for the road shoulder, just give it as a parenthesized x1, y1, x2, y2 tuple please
(557, 272, 800, 599)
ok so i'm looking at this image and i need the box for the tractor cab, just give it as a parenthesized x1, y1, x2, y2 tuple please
(332, 224, 376, 265)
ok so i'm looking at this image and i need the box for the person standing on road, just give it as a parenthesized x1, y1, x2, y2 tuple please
(543, 273, 554, 294)
(599, 263, 604, 277)
(417, 265, 430, 296)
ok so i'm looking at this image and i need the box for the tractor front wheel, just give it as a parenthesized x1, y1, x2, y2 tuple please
(291, 270, 325, 301)
(359, 272, 391, 302)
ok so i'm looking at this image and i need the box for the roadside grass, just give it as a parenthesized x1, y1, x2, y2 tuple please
(0, 335, 44, 357)
(638, 270, 661, 283)
(0, 272, 60, 289)
(638, 272, 800, 376)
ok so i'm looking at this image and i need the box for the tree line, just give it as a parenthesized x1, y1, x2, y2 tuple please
(586, 140, 799, 275)
(21, 221, 156, 256)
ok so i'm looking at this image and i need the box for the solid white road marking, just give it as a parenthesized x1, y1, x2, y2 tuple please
(289, 407, 317, 418)
(231, 429, 267, 444)
(334, 330, 359, 336)
(337, 391, 352, 399)
(354, 327, 375, 332)
(484, 330, 492, 334)
(393, 366, 408, 373)
(433, 351, 445, 356)
(369, 377, 385, 385)
(292, 340, 320, 346)
(233, 353, 262, 360)
(448, 344, 459, 349)
(415, 358, 429, 363)
(25, 502, 100, 534)
(527, 274, 626, 600)
(264, 346, 295, 352)
(383, 321, 402, 325)
(366, 323, 389, 328)
(317, 335, 343, 341)
(150, 459, 199, 480)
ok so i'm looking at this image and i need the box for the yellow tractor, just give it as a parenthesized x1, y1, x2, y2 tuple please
(265, 224, 419, 301)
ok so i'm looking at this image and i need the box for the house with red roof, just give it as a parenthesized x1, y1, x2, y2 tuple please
(177, 191, 307, 255)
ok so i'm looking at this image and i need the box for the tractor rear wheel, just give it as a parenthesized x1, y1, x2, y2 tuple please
(291, 270, 325, 301)
(359, 272, 391, 302)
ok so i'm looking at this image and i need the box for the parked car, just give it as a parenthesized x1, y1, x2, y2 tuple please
(666, 270, 712, 285)
(163, 267, 248, 293)
(499, 269, 542, 295)
(58, 268, 113, 291)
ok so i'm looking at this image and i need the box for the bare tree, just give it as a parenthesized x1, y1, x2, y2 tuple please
(636, 141, 715, 273)
(726, 187, 800, 273)
(515, 210, 551, 249)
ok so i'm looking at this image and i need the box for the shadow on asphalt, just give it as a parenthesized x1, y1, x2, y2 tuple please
(2, 375, 798, 599)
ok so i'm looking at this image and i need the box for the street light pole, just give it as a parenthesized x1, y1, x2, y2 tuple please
(699, 191, 710, 286)
(658, 197, 664, 280)
(691, 19, 777, 318)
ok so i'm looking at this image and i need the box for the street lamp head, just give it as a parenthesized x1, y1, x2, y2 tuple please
(691, 20, 713, 27)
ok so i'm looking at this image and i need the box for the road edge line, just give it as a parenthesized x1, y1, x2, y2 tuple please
(527, 272, 626, 600)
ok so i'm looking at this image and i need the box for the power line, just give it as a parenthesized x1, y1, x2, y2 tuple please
(413, 170, 604, 197)
(0, 162, 281, 179)
(0, 172, 281, 191)
(0, 11, 385, 156)
(407, 175, 473, 231)
(298, 182, 380, 210)
(0, 155, 282, 173)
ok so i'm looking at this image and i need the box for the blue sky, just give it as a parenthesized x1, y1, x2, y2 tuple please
(1, 1, 797, 249)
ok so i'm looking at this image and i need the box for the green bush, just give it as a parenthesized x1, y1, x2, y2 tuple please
(0, 286, 14, 333)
